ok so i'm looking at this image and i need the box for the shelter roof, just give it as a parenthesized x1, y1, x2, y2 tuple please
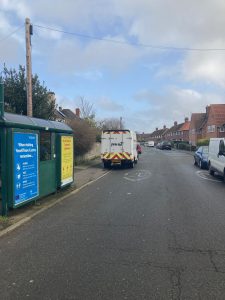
(0, 112, 73, 133)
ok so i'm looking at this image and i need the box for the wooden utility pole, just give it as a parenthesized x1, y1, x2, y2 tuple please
(25, 18, 33, 117)
(120, 117, 122, 129)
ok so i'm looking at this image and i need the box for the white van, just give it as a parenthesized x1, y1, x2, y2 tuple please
(208, 138, 225, 180)
(101, 129, 138, 168)
(146, 141, 155, 147)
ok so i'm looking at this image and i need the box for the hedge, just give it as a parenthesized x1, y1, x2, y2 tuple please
(196, 138, 210, 146)
(177, 142, 196, 151)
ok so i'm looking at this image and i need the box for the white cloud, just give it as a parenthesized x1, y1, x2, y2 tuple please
(114, 0, 225, 47)
(74, 70, 103, 81)
(97, 97, 124, 112)
(133, 86, 225, 131)
(2, 0, 225, 133)
(34, 23, 63, 40)
(2, 0, 225, 86)
(1, 0, 31, 19)
(0, 12, 24, 63)
(182, 51, 225, 87)
(55, 93, 74, 109)
(48, 36, 142, 73)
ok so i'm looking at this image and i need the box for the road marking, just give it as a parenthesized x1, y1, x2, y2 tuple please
(196, 170, 223, 182)
(124, 170, 152, 182)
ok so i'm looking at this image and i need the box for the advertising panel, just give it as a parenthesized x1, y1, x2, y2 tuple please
(61, 135, 74, 186)
(14, 132, 39, 206)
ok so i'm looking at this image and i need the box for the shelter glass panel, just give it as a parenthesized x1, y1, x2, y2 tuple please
(40, 131, 51, 161)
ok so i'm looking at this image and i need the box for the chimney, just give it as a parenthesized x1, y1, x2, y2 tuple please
(75, 108, 80, 118)
(59, 106, 62, 111)
(185, 117, 189, 123)
(206, 105, 210, 116)
(163, 125, 166, 129)
(156, 127, 158, 131)
(174, 121, 177, 126)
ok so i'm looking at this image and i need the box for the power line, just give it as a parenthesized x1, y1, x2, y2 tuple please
(34, 24, 225, 52)
(0, 25, 23, 43)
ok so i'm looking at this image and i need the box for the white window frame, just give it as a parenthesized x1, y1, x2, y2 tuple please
(207, 125, 216, 133)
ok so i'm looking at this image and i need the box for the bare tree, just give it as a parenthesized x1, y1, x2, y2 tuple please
(78, 96, 95, 120)
(69, 118, 97, 157)
(100, 118, 125, 130)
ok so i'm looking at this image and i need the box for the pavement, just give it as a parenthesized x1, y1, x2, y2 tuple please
(0, 157, 109, 233)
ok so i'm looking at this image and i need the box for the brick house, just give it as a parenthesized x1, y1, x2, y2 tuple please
(54, 109, 66, 122)
(60, 108, 81, 120)
(165, 118, 190, 142)
(55, 107, 81, 124)
(189, 113, 206, 145)
(150, 126, 168, 143)
(189, 104, 225, 145)
(203, 104, 225, 139)
(179, 118, 191, 141)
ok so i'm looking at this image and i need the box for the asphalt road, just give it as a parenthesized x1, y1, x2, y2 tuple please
(1, 148, 225, 299)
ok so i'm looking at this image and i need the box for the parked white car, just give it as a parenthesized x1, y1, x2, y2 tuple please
(146, 141, 155, 147)
(208, 138, 225, 180)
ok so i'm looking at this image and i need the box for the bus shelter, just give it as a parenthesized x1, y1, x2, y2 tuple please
(0, 85, 74, 215)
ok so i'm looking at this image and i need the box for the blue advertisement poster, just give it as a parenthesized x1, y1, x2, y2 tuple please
(14, 132, 39, 206)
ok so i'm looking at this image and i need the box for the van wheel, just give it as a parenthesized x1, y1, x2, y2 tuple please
(103, 162, 109, 168)
(209, 164, 214, 176)
(194, 158, 197, 166)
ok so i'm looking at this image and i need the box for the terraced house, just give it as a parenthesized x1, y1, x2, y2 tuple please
(165, 118, 190, 142)
(149, 125, 168, 143)
(189, 104, 225, 145)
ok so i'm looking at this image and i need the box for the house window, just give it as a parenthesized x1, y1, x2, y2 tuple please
(207, 125, 216, 133)
(219, 127, 225, 132)
(191, 129, 195, 134)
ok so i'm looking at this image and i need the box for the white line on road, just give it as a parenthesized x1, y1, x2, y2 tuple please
(196, 170, 223, 182)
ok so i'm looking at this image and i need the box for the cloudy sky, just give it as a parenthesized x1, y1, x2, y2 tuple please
(1, 0, 225, 132)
